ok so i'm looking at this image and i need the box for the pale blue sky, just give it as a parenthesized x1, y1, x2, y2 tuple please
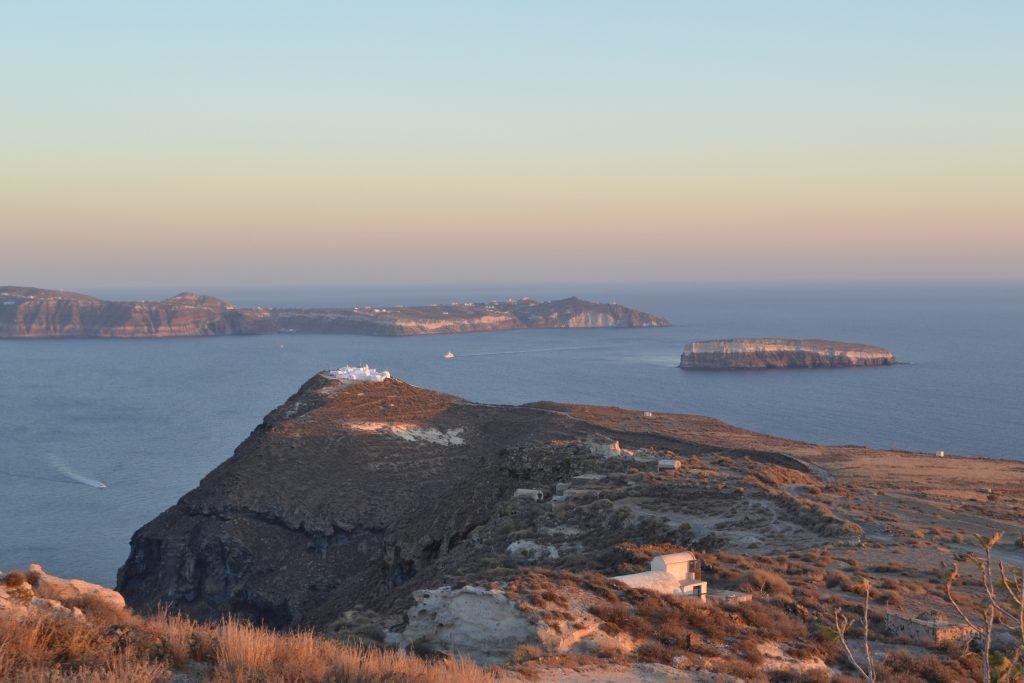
(2, 2, 1022, 286)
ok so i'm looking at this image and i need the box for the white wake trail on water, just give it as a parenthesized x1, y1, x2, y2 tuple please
(48, 456, 108, 489)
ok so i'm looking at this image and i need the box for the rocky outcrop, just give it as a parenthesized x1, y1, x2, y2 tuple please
(387, 584, 629, 664)
(30, 563, 126, 612)
(117, 373, 854, 631)
(680, 338, 896, 369)
(0, 287, 668, 338)
(387, 586, 538, 664)
(0, 565, 125, 619)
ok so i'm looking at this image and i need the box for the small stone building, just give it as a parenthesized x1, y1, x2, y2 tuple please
(613, 552, 708, 600)
(589, 439, 623, 457)
(513, 488, 543, 501)
(884, 610, 973, 645)
(658, 458, 681, 471)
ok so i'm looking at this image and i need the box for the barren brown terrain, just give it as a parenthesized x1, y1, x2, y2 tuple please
(103, 374, 1024, 680)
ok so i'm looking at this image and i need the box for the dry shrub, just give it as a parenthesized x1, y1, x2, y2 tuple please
(4, 570, 28, 587)
(0, 608, 492, 683)
(636, 641, 676, 664)
(772, 669, 831, 683)
(590, 603, 652, 640)
(825, 569, 857, 593)
(874, 588, 903, 607)
(742, 569, 793, 598)
(510, 644, 543, 663)
(715, 656, 766, 680)
(728, 601, 807, 640)
(0, 611, 113, 675)
(64, 593, 129, 627)
(736, 636, 764, 664)
(877, 648, 980, 683)
(132, 608, 202, 668)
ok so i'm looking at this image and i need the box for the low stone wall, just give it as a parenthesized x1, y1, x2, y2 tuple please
(884, 613, 973, 645)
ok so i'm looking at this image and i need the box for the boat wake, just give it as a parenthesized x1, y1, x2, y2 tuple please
(49, 456, 108, 489)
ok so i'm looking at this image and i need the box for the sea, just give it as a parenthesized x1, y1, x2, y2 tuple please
(1, 281, 1022, 586)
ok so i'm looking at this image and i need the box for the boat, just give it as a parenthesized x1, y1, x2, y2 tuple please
(443, 351, 455, 359)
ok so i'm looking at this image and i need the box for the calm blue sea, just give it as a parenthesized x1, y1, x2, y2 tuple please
(1, 281, 1022, 585)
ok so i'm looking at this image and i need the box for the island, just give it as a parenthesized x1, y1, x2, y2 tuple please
(0, 286, 669, 338)
(680, 338, 896, 369)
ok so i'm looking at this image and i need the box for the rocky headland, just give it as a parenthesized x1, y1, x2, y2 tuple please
(0, 287, 668, 338)
(680, 338, 897, 369)
(110, 371, 1023, 679)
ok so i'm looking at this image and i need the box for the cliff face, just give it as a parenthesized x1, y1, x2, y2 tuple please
(0, 288, 269, 338)
(680, 338, 896, 369)
(117, 376, 598, 626)
(116, 374, 853, 629)
(0, 288, 668, 338)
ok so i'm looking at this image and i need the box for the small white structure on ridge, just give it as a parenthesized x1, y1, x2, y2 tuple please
(613, 552, 707, 600)
(325, 365, 392, 382)
(658, 458, 682, 471)
(513, 488, 544, 502)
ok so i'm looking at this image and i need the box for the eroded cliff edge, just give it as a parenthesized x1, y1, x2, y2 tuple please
(680, 338, 896, 369)
(0, 287, 668, 338)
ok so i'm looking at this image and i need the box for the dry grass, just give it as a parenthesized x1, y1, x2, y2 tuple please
(0, 608, 493, 682)
(876, 649, 980, 683)
(741, 569, 793, 598)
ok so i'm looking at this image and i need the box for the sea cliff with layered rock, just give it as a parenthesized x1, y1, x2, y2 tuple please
(0, 287, 668, 338)
(680, 338, 896, 369)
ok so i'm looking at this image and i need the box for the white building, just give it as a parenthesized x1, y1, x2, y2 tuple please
(325, 365, 392, 382)
(613, 552, 707, 600)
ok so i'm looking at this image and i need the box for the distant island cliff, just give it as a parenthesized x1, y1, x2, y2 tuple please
(0, 287, 669, 338)
(680, 338, 896, 369)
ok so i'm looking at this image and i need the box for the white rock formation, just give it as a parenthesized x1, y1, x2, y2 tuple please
(390, 584, 634, 664)
(507, 540, 560, 561)
(389, 586, 538, 664)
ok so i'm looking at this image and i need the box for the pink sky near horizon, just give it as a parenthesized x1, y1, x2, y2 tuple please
(2, 3, 1022, 287)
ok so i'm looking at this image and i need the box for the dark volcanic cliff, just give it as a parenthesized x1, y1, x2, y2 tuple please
(0, 288, 668, 338)
(116, 373, 854, 629)
(680, 338, 896, 369)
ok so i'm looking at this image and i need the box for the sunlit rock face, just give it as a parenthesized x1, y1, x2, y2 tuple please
(0, 287, 269, 338)
(680, 338, 896, 369)
(0, 288, 668, 338)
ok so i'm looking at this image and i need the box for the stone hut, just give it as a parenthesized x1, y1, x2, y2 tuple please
(884, 610, 973, 645)
(613, 552, 707, 600)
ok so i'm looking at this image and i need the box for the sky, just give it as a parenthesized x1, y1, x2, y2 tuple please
(2, 2, 1022, 287)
